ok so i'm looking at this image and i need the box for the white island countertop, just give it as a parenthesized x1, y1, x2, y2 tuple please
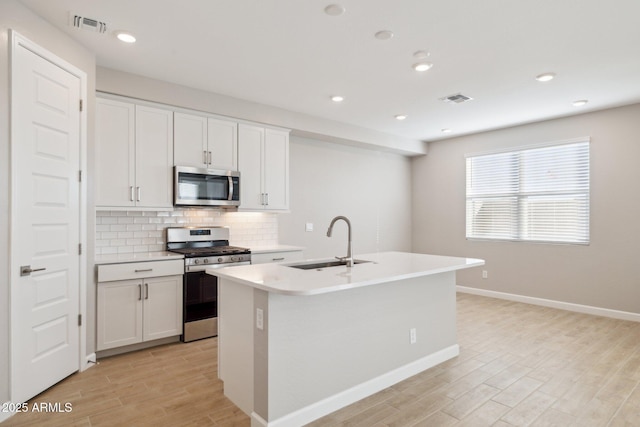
(208, 251, 484, 296)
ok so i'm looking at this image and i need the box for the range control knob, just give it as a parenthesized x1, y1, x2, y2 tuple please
(203, 258, 209, 264)
(218, 257, 223, 263)
(194, 259, 200, 265)
(231, 256, 238, 262)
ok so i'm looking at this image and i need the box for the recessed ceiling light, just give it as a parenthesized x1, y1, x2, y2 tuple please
(535, 72, 555, 82)
(413, 50, 430, 60)
(374, 30, 394, 40)
(330, 95, 344, 103)
(441, 128, 452, 133)
(572, 99, 588, 107)
(395, 115, 407, 121)
(115, 31, 136, 43)
(324, 4, 345, 16)
(413, 62, 433, 72)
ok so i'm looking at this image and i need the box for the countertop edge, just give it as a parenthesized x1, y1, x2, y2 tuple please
(209, 253, 485, 296)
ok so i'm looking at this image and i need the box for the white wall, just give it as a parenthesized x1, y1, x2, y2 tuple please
(0, 0, 96, 405)
(412, 103, 640, 314)
(278, 136, 413, 259)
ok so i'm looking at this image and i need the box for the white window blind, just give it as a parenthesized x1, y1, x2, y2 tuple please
(466, 139, 590, 244)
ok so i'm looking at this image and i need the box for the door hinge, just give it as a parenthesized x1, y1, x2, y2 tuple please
(79, 99, 83, 112)
(78, 314, 82, 326)
(78, 170, 82, 182)
(78, 243, 82, 255)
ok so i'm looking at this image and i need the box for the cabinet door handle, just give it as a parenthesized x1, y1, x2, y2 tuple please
(136, 187, 141, 202)
(208, 151, 212, 165)
(138, 284, 142, 301)
(130, 186, 135, 202)
(145, 283, 149, 300)
(265, 193, 269, 206)
(272, 257, 285, 261)
(203, 150, 207, 165)
(135, 268, 153, 273)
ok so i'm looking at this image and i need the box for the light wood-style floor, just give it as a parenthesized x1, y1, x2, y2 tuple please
(3, 293, 639, 426)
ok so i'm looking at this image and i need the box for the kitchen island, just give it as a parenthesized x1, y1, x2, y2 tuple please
(208, 251, 484, 427)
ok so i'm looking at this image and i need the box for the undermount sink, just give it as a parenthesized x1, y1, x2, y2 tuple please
(287, 259, 371, 270)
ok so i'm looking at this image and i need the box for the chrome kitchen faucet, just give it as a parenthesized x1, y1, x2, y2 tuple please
(326, 215, 353, 267)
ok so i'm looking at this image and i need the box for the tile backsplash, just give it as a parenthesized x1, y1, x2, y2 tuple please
(95, 209, 278, 255)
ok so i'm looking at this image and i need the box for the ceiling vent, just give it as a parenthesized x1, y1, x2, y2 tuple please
(440, 93, 473, 104)
(69, 12, 108, 33)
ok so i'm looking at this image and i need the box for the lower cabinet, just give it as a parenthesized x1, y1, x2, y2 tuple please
(97, 272, 183, 351)
(251, 249, 304, 264)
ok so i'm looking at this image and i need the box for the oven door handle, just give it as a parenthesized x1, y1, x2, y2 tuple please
(186, 261, 251, 273)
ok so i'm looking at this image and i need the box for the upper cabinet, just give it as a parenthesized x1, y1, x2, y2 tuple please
(208, 117, 238, 171)
(174, 112, 238, 171)
(96, 97, 174, 208)
(97, 95, 289, 211)
(238, 124, 290, 211)
(95, 98, 135, 207)
(173, 112, 207, 168)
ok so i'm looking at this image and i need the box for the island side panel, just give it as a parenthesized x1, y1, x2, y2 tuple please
(253, 288, 269, 421)
(218, 278, 255, 415)
(263, 271, 458, 423)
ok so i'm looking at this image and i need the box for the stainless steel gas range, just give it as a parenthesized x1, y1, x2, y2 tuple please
(166, 227, 251, 342)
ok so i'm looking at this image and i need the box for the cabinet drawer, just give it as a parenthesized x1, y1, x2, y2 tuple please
(98, 259, 184, 282)
(251, 251, 303, 265)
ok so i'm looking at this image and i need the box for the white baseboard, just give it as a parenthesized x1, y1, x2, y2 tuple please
(457, 286, 640, 322)
(251, 344, 460, 427)
(81, 353, 97, 372)
(0, 409, 13, 423)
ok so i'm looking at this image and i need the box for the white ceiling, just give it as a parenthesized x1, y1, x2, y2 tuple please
(18, 0, 640, 144)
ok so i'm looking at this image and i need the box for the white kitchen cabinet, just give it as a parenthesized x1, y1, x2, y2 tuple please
(208, 117, 238, 171)
(97, 278, 143, 350)
(96, 260, 183, 351)
(238, 124, 289, 211)
(96, 97, 174, 208)
(173, 112, 207, 168)
(95, 98, 135, 207)
(174, 112, 238, 170)
(251, 249, 303, 264)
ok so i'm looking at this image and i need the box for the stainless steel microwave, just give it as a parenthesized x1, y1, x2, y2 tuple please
(174, 166, 240, 207)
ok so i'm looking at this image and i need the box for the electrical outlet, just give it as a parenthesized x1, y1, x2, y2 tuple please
(256, 308, 264, 330)
(305, 222, 314, 232)
(482, 270, 488, 279)
(410, 328, 417, 344)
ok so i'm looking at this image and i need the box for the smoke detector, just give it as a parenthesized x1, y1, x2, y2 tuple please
(69, 12, 108, 33)
(440, 93, 473, 104)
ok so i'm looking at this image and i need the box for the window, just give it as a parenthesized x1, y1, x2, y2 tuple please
(466, 138, 590, 244)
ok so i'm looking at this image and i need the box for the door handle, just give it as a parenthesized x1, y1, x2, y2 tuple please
(20, 265, 46, 276)
(228, 177, 234, 201)
(203, 150, 207, 165)
(136, 187, 141, 202)
(138, 284, 142, 301)
(208, 151, 212, 165)
(130, 186, 135, 202)
(145, 283, 149, 300)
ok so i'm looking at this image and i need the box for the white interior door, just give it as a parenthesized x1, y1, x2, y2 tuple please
(11, 35, 81, 404)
